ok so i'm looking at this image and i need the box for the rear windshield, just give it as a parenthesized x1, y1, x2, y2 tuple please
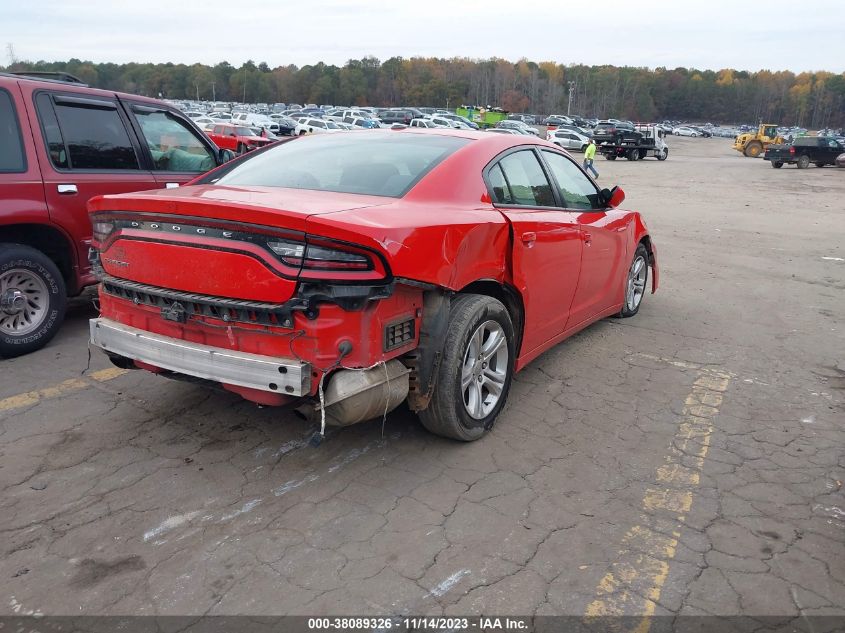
(215, 133, 469, 197)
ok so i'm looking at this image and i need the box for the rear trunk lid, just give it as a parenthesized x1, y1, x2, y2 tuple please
(89, 185, 391, 303)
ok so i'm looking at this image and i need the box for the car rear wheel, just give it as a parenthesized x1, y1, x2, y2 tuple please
(772, 161, 784, 168)
(237, 143, 246, 154)
(605, 154, 617, 161)
(797, 155, 810, 169)
(0, 244, 67, 358)
(418, 294, 515, 441)
(616, 243, 649, 318)
(627, 149, 639, 161)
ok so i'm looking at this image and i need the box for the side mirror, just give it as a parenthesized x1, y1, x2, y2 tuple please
(218, 148, 236, 164)
(600, 186, 626, 209)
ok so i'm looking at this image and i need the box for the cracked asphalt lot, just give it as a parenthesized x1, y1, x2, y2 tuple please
(1, 138, 844, 620)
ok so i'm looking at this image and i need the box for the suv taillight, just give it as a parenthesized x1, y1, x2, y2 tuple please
(789, 147, 795, 155)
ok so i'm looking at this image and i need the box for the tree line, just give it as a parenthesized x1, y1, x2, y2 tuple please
(3, 56, 844, 128)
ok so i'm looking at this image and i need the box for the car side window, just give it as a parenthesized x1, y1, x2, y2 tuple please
(131, 107, 216, 172)
(488, 163, 512, 204)
(0, 89, 26, 173)
(541, 150, 600, 210)
(36, 93, 140, 170)
(496, 150, 555, 207)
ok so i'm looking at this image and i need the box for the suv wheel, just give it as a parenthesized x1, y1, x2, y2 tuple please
(418, 295, 515, 441)
(0, 244, 67, 358)
(797, 154, 810, 169)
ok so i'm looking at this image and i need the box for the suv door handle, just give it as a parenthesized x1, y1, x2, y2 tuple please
(57, 184, 78, 195)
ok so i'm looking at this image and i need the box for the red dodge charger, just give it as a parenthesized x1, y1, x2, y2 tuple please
(88, 129, 658, 441)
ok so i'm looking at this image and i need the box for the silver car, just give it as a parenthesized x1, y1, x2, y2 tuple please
(546, 129, 590, 151)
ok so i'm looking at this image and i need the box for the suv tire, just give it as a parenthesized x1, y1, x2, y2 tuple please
(0, 244, 67, 358)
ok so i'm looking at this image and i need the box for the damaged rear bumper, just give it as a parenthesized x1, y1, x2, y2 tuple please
(89, 318, 311, 396)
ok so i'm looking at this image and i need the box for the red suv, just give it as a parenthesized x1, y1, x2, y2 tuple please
(206, 123, 274, 154)
(0, 72, 231, 357)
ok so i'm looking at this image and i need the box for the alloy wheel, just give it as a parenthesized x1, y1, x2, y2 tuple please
(461, 320, 509, 419)
(626, 256, 647, 312)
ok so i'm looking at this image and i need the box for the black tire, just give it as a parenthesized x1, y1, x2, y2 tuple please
(657, 148, 668, 161)
(298, 130, 306, 136)
(772, 161, 783, 168)
(237, 143, 246, 154)
(605, 154, 617, 161)
(797, 154, 810, 169)
(638, 149, 647, 160)
(616, 243, 649, 318)
(627, 148, 639, 161)
(0, 244, 67, 358)
(418, 294, 515, 441)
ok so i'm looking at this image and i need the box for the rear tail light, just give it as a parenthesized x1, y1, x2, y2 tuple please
(789, 147, 795, 155)
(267, 240, 372, 271)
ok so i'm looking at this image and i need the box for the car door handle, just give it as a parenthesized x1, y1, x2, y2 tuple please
(521, 232, 537, 246)
(57, 184, 78, 195)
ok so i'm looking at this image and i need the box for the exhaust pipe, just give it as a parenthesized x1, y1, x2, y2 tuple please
(299, 360, 410, 427)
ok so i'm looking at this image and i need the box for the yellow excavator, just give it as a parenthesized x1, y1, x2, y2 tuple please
(732, 124, 785, 157)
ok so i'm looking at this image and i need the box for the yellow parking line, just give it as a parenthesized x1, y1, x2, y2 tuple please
(585, 368, 731, 629)
(0, 367, 128, 413)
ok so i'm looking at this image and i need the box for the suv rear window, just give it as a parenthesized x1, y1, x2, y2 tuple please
(215, 133, 469, 197)
(0, 89, 26, 172)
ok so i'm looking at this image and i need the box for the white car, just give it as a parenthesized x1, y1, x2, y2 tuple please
(546, 129, 591, 151)
(673, 126, 700, 137)
(231, 112, 279, 135)
(429, 116, 458, 129)
(191, 116, 217, 129)
(486, 128, 521, 135)
(295, 118, 343, 135)
(410, 118, 438, 128)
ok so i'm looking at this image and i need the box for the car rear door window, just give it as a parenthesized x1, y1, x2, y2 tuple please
(496, 150, 555, 207)
(130, 106, 216, 173)
(0, 89, 26, 172)
(540, 150, 600, 210)
(37, 93, 140, 170)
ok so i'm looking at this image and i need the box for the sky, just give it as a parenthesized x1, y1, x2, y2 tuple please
(3, 0, 844, 73)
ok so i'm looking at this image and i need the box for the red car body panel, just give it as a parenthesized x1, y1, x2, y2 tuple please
(88, 130, 657, 401)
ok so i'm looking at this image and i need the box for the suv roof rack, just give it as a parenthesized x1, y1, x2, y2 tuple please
(3, 71, 88, 86)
